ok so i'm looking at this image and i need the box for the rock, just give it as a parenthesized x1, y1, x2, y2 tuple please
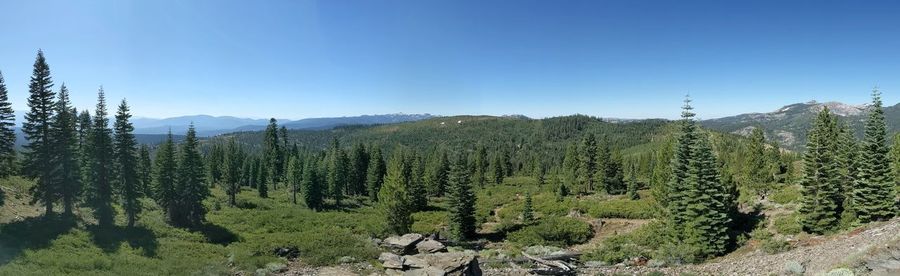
(272, 246, 299, 259)
(823, 268, 854, 276)
(405, 255, 429, 268)
(385, 233, 425, 254)
(647, 259, 666, 268)
(868, 259, 900, 270)
(783, 261, 805, 275)
(338, 256, 357, 263)
(583, 261, 607, 268)
(523, 245, 563, 257)
(403, 266, 448, 276)
(380, 252, 405, 269)
(419, 252, 481, 276)
(416, 239, 447, 254)
(263, 262, 287, 273)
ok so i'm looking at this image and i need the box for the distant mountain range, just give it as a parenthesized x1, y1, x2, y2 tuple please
(127, 113, 434, 136)
(701, 101, 900, 150)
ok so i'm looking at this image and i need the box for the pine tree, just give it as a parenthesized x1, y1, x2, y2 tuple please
(851, 88, 898, 222)
(23, 50, 57, 216)
(206, 143, 224, 187)
(77, 110, 93, 199)
(746, 127, 774, 198)
(491, 153, 505, 185)
(138, 145, 153, 196)
(562, 143, 578, 189)
(257, 156, 268, 198)
(683, 136, 731, 258)
(51, 84, 80, 216)
(577, 133, 598, 193)
(424, 149, 449, 197)
(799, 107, 842, 233)
(327, 138, 348, 205)
(603, 151, 626, 194)
(447, 154, 476, 240)
(836, 122, 859, 218)
(349, 143, 369, 196)
(522, 192, 534, 224)
(286, 155, 302, 205)
(379, 149, 413, 234)
(473, 144, 488, 188)
(0, 71, 15, 178)
(366, 145, 386, 201)
(627, 171, 640, 200)
(263, 119, 282, 190)
(408, 152, 428, 211)
(114, 100, 141, 227)
(154, 131, 178, 223)
(302, 156, 324, 210)
(666, 97, 698, 229)
(86, 88, 115, 228)
(176, 125, 208, 227)
(222, 139, 243, 206)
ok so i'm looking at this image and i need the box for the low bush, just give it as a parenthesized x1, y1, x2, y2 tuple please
(582, 198, 655, 219)
(770, 185, 801, 205)
(507, 217, 592, 247)
(772, 213, 801, 235)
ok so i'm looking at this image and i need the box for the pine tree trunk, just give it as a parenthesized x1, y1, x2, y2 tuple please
(63, 196, 73, 216)
(230, 192, 236, 207)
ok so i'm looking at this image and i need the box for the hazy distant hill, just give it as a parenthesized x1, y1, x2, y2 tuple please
(701, 101, 900, 150)
(130, 113, 433, 136)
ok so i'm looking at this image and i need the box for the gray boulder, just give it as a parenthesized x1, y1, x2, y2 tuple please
(380, 252, 405, 269)
(416, 239, 447, 254)
(384, 233, 425, 254)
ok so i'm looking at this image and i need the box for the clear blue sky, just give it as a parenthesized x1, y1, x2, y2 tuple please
(1, 0, 900, 120)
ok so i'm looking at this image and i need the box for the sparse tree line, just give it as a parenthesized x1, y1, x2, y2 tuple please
(0, 50, 209, 229)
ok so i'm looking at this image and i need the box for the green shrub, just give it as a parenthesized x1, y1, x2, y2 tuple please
(508, 217, 592, 247)
(770, 185, 801, 205)
(772, 214, 801, 235)
(582, 198, 655, 219)
(411, 211, 449, 235)
(583, 234, 648, 264)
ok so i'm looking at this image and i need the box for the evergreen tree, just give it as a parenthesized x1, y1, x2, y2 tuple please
(562, 143, 578, 189)
(424, 149, 449, 197)
(86, 88, 115, 228)
(366, 145, 386, 201)
(242, 154, 254, 188)
(349, 143, 369, 196)
(666, 98, 698, 228)
(154, 131, 178, 223)
(77, 110, 93, 200)
(0, 71, 15, 178)
(556, 182, 569, 202)
(851, 88, 898, 222)
(263, 119, 282, 190)
(627, 170, 640, 200)
(577, 133, 598, 193)
(683, 136, 731, 258)
(51, 84, 80, 216)
(222, 139, 243, 206)
(176, 125, 208, 227)
(472, 144, 488, 188)
(257, 156, 268, 198)
(603, 151, 626, 194)
(408, 152, 428, 211)
(206, 143, 224, 187)
(286, 155, 302, 205)
(837, 122, 859, 219)
(448, 153, 476, 240)
(23, 50, 57, 216)
(522, 192, 534, 224)
(327, 138, 348, 205)
(746, 127, 775, 198)
(138, 145, 153, 196)
(799, 107, 842, 233)
(302, 156, 324, 210)
(491, 153, 505, 185)
(114, 100, 141, 227)
(379, 150, 413, 234)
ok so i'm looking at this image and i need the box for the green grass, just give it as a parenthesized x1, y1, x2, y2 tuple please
(770, 185, 801, 205)
(771, 213, 802, 235)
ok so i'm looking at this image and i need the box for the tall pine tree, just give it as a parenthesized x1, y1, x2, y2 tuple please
(154, 131, 178, 223)
(799, 107, 842, 233)
(222, 139, 243, 206)
(851, 88, 898, 222)
(263, 119, 282, 190)
(0, 71, 15, 178)
(23, 50, 57, 216)
(86, 88, 115, 228)
(302, 156, 324, 210)
(286, 155, 302, 205)
(379, 149, 413, 234)
(114, 100, 141, 227)
(176, 125, 208, 227)
(51, 84, 80, 216)
(577, 133, 598, 193)
(447, 153, 476, 240)
(138, 145, 153, 196)
(366, 145, 386, 201)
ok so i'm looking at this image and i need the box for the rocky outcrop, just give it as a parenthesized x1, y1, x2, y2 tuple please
(379, 234, 479, 276)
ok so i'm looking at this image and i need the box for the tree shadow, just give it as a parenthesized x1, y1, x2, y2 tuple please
(729, 208, 766, 251)
(191, 223, 239, 245)
(0, 215, 76, 265)
(86, 224, 159, 257)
